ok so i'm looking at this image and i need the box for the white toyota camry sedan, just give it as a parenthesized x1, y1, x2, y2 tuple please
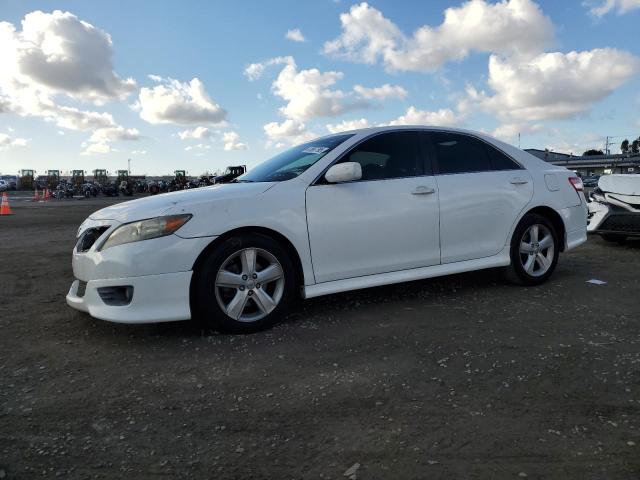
(67, 126, 587, 332)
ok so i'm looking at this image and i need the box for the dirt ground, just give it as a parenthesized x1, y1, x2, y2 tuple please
(1, 196, 639, 479)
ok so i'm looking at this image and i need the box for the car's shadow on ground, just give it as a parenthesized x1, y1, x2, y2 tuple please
(75, 266, 517, 341)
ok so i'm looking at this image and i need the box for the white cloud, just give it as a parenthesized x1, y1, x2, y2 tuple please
(178, 126, 214, 140)
(244, 56, 294, 81)
(263, 119, 315, 146)
(271, 59, 369, 121)
(89, 126, 140, 143)
(353, 84, 407, 100)
(0, 11, 139, 153)
(468, 49, 640, 122)
(185, 143, 211, 151)
(81, 142, 110, 155)
(326, 118, 371, 133)
(586, 0, 640, 16)
(0, 132, 28, 149)
(223, 131, 248, 151)
(137, 76, 227, 125)
(388, 106, 462, 126)
(492, 122, 544, 142)
(131, 149, 147, 155)
(0, 10, 136, 103)
(324, 0, 554, 72)
(285, 28, 306, 42)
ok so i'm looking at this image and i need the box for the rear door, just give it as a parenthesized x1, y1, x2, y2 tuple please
(425, 131, 533, 264)
(305, 131, 440, 283)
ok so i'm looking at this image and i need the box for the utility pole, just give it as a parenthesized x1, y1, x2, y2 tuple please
(518, 132, 521, 149)
(128, 158, 131, 174)
(604, 136, 614, 155)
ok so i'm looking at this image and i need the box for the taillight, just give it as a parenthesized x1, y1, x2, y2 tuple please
(568, 177, 584, 192)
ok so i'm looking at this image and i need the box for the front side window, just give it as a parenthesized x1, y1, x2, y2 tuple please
(430, 132, 491, 174)
(238, 134, 354, 182)
(339, 131, 423, 181)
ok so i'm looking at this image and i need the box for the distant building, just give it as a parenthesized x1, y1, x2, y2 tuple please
(524, 149, 640, 176)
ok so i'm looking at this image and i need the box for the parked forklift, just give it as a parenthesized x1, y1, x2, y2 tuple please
(117, 170, 133, 196)
(19, 169, 35, 190)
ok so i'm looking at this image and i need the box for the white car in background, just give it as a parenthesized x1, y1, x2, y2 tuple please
(67, 126, 588, 333)
(588, 174, 640, 242)
(0, 180, 9, 192)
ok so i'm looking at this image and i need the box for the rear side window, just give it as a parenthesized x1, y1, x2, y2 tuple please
(341, 131, 423, 181)
(430, 132, 491, 174)
(484, 144, 521, 171)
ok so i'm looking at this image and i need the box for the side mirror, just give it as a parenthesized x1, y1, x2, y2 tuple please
(325, 162, 362, 183)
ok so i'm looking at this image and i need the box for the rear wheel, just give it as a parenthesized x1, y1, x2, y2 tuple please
(505, 213, 559, 286)
(192, 233, 297, 333)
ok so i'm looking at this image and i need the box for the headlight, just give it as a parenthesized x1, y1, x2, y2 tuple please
(101, 214, 192, 250)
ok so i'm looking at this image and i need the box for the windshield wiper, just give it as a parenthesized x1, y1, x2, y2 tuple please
(232, 179, 254, 183)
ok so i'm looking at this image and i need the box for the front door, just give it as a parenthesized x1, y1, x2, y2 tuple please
(306, 131, 441, 283)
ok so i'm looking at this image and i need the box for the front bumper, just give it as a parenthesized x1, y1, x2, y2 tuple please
(67, 219, 215, 323)
(588, 202, 640, 236)
(66, 271, 193, 323)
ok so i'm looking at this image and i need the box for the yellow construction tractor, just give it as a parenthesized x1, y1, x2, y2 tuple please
(71, 170, 85, 189)
(46, 170, 60, 190)
(19, 169, 35, 190)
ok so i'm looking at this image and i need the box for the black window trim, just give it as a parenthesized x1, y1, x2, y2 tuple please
(311, 129, 434, 186)
(424, 129, 524, 176)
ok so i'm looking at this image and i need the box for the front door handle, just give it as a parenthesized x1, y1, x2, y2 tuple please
(412, 186, 436, 195)
(510, 177, 529, 185)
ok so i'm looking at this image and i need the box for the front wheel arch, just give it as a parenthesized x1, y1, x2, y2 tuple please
(190, 227, 305, 309)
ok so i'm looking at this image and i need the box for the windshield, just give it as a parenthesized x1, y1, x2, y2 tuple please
(237, 134, 354, 182)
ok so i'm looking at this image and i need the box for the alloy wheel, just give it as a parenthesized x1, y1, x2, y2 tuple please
(518, 224, 555, 277)
(214, 248, 285, 322)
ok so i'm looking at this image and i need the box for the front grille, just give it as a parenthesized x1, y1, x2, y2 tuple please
(599, 214, 640, 235)
(76, 280, 87, 297)
(76, 226, 110, 252)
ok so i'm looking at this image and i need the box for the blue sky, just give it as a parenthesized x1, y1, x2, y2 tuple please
(0, 0, 639, 176)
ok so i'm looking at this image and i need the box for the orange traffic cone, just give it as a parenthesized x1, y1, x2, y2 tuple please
(0, 192, 13, 215)
(44, 188, 50, 201)
(34, 189, 40, 201)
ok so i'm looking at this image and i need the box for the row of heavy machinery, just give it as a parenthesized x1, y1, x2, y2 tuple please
(13, 166, 247, 197)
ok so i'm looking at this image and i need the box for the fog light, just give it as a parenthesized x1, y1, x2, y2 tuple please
(97, 286, 134, 306)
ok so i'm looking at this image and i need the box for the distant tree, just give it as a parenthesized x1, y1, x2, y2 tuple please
(632, 139, 640, 154)
(620, 139, 629, 154)
(582, 149, 604, 156)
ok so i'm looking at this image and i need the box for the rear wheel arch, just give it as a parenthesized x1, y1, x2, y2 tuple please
(518, 206, 566, 252)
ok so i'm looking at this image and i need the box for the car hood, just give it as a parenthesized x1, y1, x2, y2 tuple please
(89, 182, 276, 222)
(598, 174, 640, 196)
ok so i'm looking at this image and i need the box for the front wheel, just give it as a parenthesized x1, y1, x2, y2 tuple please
(505, 213, 559, 286)
(192, 233, 298, 333)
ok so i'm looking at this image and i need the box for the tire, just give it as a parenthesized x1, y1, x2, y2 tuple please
(505, 213, 559, 286)
(192, 233, 298, 333)
(600, 233, 627, 243)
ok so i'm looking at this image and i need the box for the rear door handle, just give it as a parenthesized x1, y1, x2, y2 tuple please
(510, 177, 529, 185)
(412, 186, 436, 195)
